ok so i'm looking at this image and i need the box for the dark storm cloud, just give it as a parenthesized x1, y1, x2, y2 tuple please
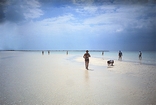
(0, 6, 5, 22)
(0, 0, 155, 23)
(112, 0, 156, 4)
(5, 3, 25, 22)
(39, 0, 73, 5)
(38, 0, 156, 5)
(0, 0, 26, 23)
(0, 0, 8, 23)
(0, 0, 43, 23)
(38, 0, 113, 6)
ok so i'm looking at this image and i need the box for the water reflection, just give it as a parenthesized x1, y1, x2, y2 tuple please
(85, 70, 89, 83)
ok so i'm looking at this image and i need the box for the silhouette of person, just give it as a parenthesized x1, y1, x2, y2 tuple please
(48, 51, 50, 55)
(139, 51, 142, 60)
(83, 50, 91, 70)
(66, 51, 68, 55)
(42, 51, 44, 55)
(118, 51, 123, 60)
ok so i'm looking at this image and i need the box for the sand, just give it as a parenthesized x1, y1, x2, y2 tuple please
(0, 52, 156, 105)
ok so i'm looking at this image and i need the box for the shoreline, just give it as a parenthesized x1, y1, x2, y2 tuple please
(75, 55, 156, 67)
(74, 55, 156, 75)
(0, 50, 155, 65)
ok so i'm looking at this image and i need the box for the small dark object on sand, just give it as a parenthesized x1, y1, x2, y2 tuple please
(107, 60, 114, 66)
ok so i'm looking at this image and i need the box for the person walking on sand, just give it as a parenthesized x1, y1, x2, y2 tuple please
(139, 51, 142, 60)
(83, 50, 91, 70)
(118, 50, 123, 60)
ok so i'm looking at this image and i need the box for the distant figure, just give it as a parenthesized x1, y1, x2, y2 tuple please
(83, 50, 91, 70)
(139, 51, 142, 60)
(107, 60, 114, 66)
(102, 51, 104, 56)
(42, 51, 44, 55)
(48, 51, 50, 55)
(118, 51, 123, 60)
(66, 51, 68, 55)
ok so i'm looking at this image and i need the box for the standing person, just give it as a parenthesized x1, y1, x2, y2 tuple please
(66, 51, 68, 55)
(118, 50, 123, 60)
(139, 51, 142, 60)
(42, 51, 44, 55)
(48, 51, 50, 55)
(83, 50, 91, 70)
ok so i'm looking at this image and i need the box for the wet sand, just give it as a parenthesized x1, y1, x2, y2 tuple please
(0, 52, 156, 105)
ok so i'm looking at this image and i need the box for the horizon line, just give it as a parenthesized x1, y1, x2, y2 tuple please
(0, 50, 110, 52)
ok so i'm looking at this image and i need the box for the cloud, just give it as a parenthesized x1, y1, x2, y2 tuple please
(22, 0, 43, 19)
(0, 0, 9, 22)
(72, 0, 94, 5)
(75, 6, 99, 17)
(73, 3, 156, 36)
(41, 14, 75, 24)
(34, 14, 91, 37)
(19, 3, 156, 36)
(116, 28, 123, 32)
(38, 0, 118, 7)
(0, 0, 155, 50)
(113, 0, 156, 5)
(0, 0, 43, 23)
(72, 0, 156, 5)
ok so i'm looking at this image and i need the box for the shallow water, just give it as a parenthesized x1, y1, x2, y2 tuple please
(66, 51, 156, 65)
(64, 51, 156, 65)
(103, 51, 156, 65)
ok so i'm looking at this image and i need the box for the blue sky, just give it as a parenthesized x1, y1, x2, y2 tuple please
(0, 0, 156, 51)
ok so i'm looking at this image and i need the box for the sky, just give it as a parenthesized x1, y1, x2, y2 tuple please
(0, 0, 156, 51)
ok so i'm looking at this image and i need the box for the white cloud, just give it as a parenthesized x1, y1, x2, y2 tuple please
(116, 28, 123, 32)
(72, 0, 94, 5)
(23, 0, 43, 19)
(41, 14, 75, 25)
(83, 6, 98, 13)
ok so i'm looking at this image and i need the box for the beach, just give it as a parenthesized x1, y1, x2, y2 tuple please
(0, 51, 156, 105)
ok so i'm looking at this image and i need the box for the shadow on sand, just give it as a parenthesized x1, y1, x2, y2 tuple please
(87, 69, 94, 71)
(107, 65, 114, 68)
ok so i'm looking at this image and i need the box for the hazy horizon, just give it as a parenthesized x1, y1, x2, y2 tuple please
(0, 49, 155, 52)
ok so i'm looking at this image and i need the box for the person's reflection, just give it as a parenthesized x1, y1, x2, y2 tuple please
(85, 70, 89, 83)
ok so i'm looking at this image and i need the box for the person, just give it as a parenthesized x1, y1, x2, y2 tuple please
(139, 51, 142, 60)
(83, 50, 91, 70)
(118, 50, 123, 60)
(66, 51, 68, 55)
(107, 60, 114, 66)
(48, 51, 50, 55)
(42, 51, 44, 55)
